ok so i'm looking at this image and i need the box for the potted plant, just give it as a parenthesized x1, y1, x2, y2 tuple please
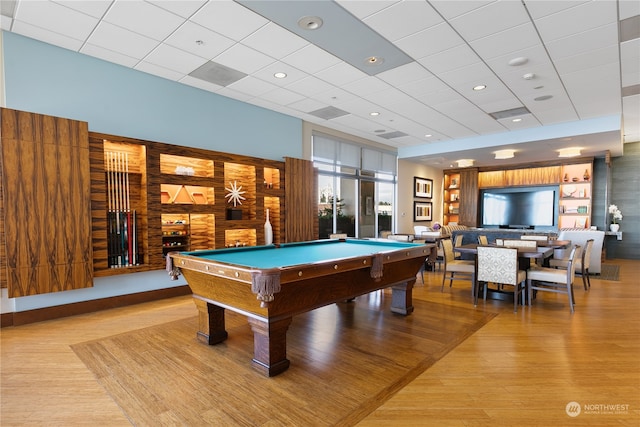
(608, 204, 623, 232)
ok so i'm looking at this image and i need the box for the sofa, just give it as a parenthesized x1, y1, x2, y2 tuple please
(555, 228, 605, 274)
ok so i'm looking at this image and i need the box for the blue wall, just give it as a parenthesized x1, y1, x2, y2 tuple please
(2, 32, 304, 312)
(3, 32, 302, 161)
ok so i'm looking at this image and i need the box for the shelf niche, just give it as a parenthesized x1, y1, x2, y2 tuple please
(160, 153, 213, 178)
(225, 229, 256, 248)
(224, 162, 256, 220)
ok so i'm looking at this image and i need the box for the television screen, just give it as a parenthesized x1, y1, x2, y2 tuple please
(481, 187, 556, 227)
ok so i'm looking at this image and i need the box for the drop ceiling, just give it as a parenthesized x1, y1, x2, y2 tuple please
(1, 0, 639, 168)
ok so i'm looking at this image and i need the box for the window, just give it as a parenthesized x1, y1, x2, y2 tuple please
(313, 133, 397, 238)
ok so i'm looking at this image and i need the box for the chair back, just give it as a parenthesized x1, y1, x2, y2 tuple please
(502, 239, 537, 248)
(441, 238, 456, 264)
(521, 235, 548, 241)
(478, 235, 489, 245)
(565, 245, 582, 283)
(582, 239, 594, 268)
(477, 246, 519, 285)
(387, 234, 411, 242)
(454, 234, 464, 247)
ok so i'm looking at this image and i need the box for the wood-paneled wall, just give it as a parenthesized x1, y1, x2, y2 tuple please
(0, 108, 93, 296)
(284, 157, 317, 242)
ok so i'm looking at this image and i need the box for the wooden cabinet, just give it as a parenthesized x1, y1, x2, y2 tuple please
(1, 108, 93, 297)
(558, 162, 593, 229)
(90, 132, 285, 274)
(443, 168, 478, 226)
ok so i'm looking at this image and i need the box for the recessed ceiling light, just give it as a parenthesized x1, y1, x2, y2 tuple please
(457, 159, 475, 168)
(370, 112, 380, 116)
(195, 40, 204, 45)
(534, 95, 553, 101)
(523, 73, 535, 80)
(297, 16, 323, 30)
(512, 118, 522, 122)
(374, 129, 386, 133)
(273, 72, 287, 79)
(473, 85, 487, 91)
(494, 149, 515, 159)
(558, 147, 582, 158)
(508, 57, 528, 66)
(365, 56, 384, 66)
(425, 134, 432, 138)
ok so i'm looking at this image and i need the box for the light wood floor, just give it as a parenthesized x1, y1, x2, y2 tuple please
(1, 259, 639, 426)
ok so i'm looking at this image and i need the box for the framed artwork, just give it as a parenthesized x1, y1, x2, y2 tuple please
(414, 201, 432, 222)
(414, 177, 433, 198)
(365, 196, 373, 216)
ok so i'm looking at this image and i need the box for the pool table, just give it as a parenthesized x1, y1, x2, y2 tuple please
(168, 239, 431, 376)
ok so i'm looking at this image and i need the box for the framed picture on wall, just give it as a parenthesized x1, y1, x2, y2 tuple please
(414, 177, 433, 198)
(414, 201, 432, 222)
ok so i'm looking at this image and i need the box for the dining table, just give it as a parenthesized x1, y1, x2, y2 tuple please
(454, 243, 556, 303)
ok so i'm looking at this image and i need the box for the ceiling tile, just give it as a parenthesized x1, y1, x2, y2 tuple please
(621, 39, 640, 87)
(103, 1, 185, 41)
(143, 43, 208, 74)
(191, 0, 268, 41)
(87, 21, 159, 59)
(545, 23, 618, 60)
(54, 0, 113, 19)
(448, 1, 530, 42)
(314, 62, 368, 87)
(80, 42, 140, 68)
(281, 44, 342, 75)
(428, 0, 493, 20)
(213, 43, 275, 74)
(376, 62, 433, 87)
(418, 43, 480, 74)
(241, 22, 308, 60)
(533, 1, 617, 42)
(12, 20, 84, 51)
(146, 0, 207, 18)
(362, 0, 441, 42)
(335, 0, 399, 20)
(523, 0, 589, 20)
(135, 60, 185, 81)
(228, 75, 279, 97)
(15, 0, 98, 40)
(470, 23, 541, 60)
(394, 21, 462, 60)
(258, 87, 306, 105)
(163, 21, 236, 59)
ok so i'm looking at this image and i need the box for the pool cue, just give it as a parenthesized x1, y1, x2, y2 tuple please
(106, 151, 114, 267)
(124, 152, 133, 266)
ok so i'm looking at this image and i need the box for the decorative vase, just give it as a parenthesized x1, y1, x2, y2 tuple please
(583, 169, 590, 181)
(610, 223, 620, 233)
(264, 209, 273, 245)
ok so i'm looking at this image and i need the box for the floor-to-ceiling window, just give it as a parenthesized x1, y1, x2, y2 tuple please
(313, 133, 397, 239)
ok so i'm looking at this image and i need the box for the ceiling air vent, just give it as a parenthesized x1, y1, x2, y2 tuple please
(308, 106, 350, 120)
(489, 107, 531, 120)
(378, 131, 408, 139)
(189, 61, 247, 87)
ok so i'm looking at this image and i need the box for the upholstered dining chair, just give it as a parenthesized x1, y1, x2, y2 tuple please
(476, 246, 527, 312)
(478, 235, 489, 245)
(549, 239, 594, 290)
(502, 239, 537, 248)
(453, 234, 464, 259)
(521, 235, 549, 241)
(441, 238, 476, 299)
(527, 245, 581, 313)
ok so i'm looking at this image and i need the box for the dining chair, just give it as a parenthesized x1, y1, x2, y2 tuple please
(527, 245, 581, 313)
(329, 233, 347, 239)
(476, 246, 527, 312)
(502, 239, 537, 248)
(441, 238, 476, 299)
(453, 234, 464, 259)
(413, 225, 430, 236)
(549, 239, 594, 290)
(478, 235, 489, 245)
(521, 235, 548, 241)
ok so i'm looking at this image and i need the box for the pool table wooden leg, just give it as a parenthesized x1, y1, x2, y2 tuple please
(247, 316, 292, 377)
(390, 280, 415, 315)
(193, 298, 228, 345)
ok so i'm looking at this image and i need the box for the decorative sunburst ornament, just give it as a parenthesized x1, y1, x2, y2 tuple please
(224, 181, 246, 207)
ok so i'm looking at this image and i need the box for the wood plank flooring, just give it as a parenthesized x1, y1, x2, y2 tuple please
(1, 259, 639, 426)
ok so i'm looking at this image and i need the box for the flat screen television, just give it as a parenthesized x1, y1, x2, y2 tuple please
(480, 186, 558, 228)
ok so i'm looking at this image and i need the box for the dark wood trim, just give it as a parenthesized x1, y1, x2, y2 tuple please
(1, 285, 192, 328)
